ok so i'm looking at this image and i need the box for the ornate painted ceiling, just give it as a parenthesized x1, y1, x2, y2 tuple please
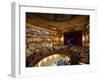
(26, 13, 89, 33)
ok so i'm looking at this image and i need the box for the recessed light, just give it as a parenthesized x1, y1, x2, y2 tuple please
(43, 58, 47, 63)
(49, 56, 52, 59)
(54, 54, 57, 58)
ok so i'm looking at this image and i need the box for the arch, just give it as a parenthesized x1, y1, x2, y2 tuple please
(35, 54, 70, 67)
(26, 45, 89, 67)
(28, 50, 71, 67)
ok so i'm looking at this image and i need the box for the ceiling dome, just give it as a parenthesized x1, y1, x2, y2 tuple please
(26, 12, 89, 32)
(27, 13, 77, 22)
(36, 13, 74, 22)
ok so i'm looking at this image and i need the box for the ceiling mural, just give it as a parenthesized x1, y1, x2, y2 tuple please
(26, 13, 89, 33)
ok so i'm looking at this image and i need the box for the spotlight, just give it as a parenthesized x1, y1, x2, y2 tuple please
(44, 58, 47, 63)
(54, 54, 57, 58)
(49, 56, 52, 59)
